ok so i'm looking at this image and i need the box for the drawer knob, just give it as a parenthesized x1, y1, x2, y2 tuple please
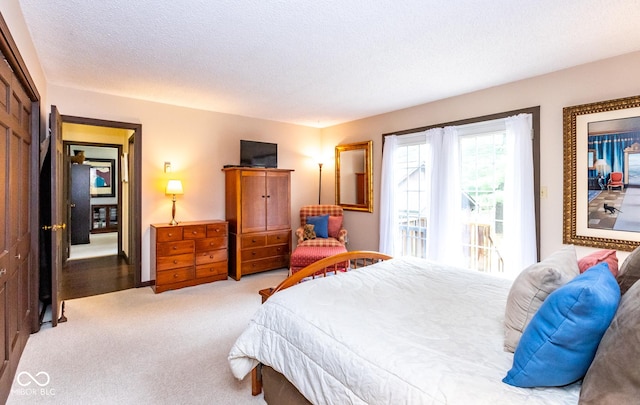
(251, 239, 256, 243)
(172, 246, 177, 250)
(173, 273, 179, 278)
(209, 255, 214, 259)
(210, 242, 214, 246)
(252, 252, 256, 256)
(192, 231, 197, 234)
(173, 260, 178, 264)
(168, 233, 173, 237)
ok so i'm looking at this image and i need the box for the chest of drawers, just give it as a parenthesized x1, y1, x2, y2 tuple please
(151, 220, 228, 293)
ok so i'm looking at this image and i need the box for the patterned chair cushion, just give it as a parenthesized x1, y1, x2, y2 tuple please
(296, 205, 347, 246)
(290, 245, 348, 274)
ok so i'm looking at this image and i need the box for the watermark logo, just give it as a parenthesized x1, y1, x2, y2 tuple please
(17, 371, 50, 387)
(12, 371, 55, 397)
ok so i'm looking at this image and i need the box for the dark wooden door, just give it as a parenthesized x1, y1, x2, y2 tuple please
(0, 47, 35, 401)
(70, 164, 90, 244)
(49, 106, 64, 326)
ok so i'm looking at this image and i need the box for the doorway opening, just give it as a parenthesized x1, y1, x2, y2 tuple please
(59, 117, 142, 300)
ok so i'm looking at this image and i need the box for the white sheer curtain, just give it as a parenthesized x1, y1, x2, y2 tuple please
(380, 114, 536, 273)
(379, 135, 398, 255)
(503, 113, 536, 273)
(427, 127, 463, 264)
(426, 128, 443, 259)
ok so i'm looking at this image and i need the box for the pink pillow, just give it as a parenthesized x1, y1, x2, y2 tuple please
(578, 250, 618, 277)
(327, 216, 343, 239)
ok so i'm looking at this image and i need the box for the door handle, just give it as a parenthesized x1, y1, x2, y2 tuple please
(70, 203, 76, 208)
(42, 223, 67, 231)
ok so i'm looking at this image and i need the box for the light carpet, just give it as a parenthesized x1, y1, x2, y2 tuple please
(69, 232, 118, 260)
(7, 269, 289, 404)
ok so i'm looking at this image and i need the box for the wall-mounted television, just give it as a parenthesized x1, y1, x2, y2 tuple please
(240, 140, 277, 168)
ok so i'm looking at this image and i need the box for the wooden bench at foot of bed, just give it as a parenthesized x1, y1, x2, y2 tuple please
(252, 250, 393, 396)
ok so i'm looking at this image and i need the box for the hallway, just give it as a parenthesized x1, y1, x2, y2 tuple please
(61, 255, 134, 300)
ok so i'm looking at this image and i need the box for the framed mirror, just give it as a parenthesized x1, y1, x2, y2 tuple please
(335, 140, 373, 212)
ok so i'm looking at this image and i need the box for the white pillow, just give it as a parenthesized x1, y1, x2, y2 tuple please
(503, 245, 579, 352)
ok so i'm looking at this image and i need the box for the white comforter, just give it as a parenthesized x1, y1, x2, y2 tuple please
(228, 257, 580, 404)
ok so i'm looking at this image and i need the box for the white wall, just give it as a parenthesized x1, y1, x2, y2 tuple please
(321, 51, 640, 263)
(48, 85, 321, 282)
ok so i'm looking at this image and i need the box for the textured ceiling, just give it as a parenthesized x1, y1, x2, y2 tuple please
(17, 0, 640, 128)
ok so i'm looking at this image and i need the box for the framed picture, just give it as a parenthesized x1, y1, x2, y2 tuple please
(563, 95, 640, 251)
(86, 158, 115, 197)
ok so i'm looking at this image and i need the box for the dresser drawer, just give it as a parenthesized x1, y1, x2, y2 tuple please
(156, 253, 194, 271)
(195, 249, 227, 265)
(183, 225, 207, 239)
(241, 245, 288, 261)
(156, 227, 183, 242)
(195, 237, 227, 251)
(196, 262, 227, 278)
(267, 231, 290, 246)
(157, 240, 194, 256)
(241, 234, 266, 248)
(241, 256, 288, 275)
(156, 267, 194, 285)
(207, 222, 227, 237)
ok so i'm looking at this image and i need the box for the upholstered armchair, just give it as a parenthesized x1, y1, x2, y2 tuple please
(607, 172, 624, 191)
(295, 205, 347, 247)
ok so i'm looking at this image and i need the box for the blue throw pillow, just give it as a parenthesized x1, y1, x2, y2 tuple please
(306, 215, 329, 238)
(503, 262, 620, 387)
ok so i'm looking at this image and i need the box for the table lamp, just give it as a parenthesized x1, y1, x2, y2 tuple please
(166, 179, 183, 225)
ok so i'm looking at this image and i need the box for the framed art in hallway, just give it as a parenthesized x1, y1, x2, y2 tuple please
(563, 94, 640, 251)
(86, 158, 116, 197)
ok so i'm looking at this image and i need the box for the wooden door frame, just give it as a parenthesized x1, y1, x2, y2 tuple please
(60, 115, 142, 287)
(63, 140, 124, 261)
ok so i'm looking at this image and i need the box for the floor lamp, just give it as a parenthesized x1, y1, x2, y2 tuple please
(318, 162, 323, 204)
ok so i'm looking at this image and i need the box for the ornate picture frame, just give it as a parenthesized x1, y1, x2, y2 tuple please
(563, 95, 640, 251)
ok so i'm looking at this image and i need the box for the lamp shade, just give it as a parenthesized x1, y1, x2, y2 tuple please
(594, 159, 607, 168)
(165, 179, 184, 195)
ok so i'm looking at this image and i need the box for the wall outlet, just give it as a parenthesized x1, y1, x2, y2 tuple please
(540, 186, 548, 199)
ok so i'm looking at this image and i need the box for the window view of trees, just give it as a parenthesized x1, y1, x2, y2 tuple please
(459, 132, 505, 272)
(394, 131, 507, 273)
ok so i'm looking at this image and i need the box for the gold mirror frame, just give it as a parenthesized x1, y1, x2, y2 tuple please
(563, 95, 640, 251)
(335, 140, 373, 212)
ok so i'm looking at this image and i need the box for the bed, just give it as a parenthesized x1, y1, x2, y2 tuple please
(228, 249, 640, 404)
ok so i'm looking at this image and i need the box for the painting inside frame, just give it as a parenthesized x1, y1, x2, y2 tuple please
(86, 158, 115, 198)
(563, 95, 640, 251)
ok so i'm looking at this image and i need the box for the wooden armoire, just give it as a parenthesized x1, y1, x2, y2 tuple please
(223, 168, 292, 280)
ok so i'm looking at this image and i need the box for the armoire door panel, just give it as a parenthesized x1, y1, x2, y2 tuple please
(241, 172, 267, 233)
(266, 172, 291, 231)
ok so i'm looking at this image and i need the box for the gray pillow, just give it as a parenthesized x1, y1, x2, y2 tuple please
(503, 245, 579, 352)
(617, 245, 640, 295)
(579, 280, 640, 404)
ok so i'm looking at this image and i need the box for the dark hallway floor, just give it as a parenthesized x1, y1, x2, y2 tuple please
(61, 255, 135, 300)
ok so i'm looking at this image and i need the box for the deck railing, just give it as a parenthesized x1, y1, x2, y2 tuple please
(397, 213, 503, 273)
